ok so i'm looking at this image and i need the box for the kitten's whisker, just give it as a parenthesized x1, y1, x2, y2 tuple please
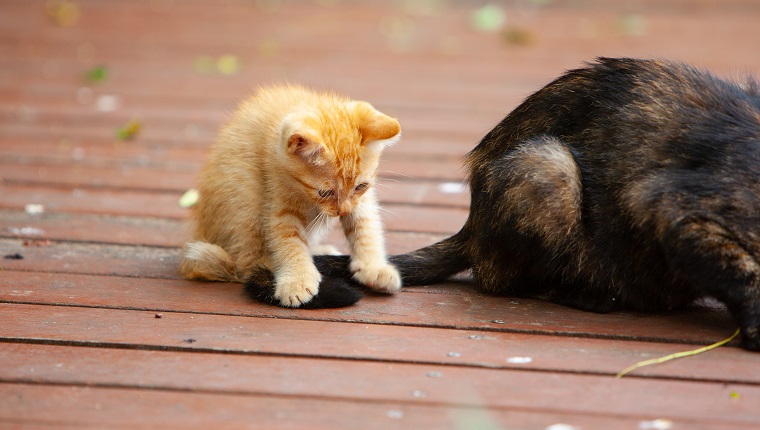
(305, 211, 326, 236)
(377, 206, 397, 217)
(379, 170, 410, 178)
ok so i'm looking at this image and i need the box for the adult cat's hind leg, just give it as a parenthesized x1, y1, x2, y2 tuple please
(470, 135, 588, 299)
(660, 217, 760, 350)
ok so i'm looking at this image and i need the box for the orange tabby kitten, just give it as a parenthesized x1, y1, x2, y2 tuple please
(179, 84, 402, 307)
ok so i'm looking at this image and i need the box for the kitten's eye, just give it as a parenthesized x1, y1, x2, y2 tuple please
(317, 189, 335, 198)
(354, 182, 369, 192)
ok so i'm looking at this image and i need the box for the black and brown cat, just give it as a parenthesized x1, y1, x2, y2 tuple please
(249, 58, 760, 351)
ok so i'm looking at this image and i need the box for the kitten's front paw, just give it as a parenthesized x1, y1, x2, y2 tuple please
(350, 261, 401, 293)
(274, 272, 320, 307)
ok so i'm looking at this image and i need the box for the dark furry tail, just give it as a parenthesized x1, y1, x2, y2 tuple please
(388, 228, 470, 286)
(243, 266, 363, 309)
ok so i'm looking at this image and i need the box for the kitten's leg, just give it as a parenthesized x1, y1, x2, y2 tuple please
(660, 217, 760, 350)
(341, 188, 401, 293)
(268, 209, 322, 307)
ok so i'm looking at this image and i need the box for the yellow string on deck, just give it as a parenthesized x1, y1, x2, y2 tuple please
(615, 328, 741, 379)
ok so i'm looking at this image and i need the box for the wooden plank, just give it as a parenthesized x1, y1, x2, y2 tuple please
(0, 188, 468, 232)
(0, 268, 738, 346)
(0, 302, 749, 383)
(0, 131, 476, 160)
(0, 236, 738, 345)
(0, 160, 469, 193)
(0, 343, 755, 429)
(4, 383, 736, 430)
(0, 210, 449, 250)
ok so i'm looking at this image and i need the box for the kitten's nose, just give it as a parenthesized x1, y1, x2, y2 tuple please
(337, 202, 351, 217)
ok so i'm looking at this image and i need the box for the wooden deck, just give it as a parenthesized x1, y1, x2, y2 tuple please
(2, 1, 760, 428)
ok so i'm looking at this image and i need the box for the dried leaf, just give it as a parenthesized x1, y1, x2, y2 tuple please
(216, 55, 241, 75)
(46, 0, 80, 27)
(502, 26, 536, 46)
(116, 119, 141, 141)
(616, 328, 740, 378)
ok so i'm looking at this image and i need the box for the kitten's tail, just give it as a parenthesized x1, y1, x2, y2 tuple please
(179, 241, 241, 282)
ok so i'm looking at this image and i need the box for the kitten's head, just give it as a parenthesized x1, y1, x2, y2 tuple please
(280, 99, 400, 217)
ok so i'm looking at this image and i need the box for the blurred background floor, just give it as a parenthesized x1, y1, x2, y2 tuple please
(2, 1, 760, 428)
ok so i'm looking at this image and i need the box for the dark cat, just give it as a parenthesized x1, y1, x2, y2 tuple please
(248, 58, 760, 351)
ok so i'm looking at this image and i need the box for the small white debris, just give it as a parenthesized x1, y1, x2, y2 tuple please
(411, 389, 428, 398)
(9, 290, 34, 297)
(16, 106, 38, 122)
(438, 182, 466, 194)
(447, 351, 461, 358)
(6, 227, 45, 236)
(25, 204, 45, 215)
(76, 87, 94, 105)
(386, 409, 404, 419)
(71, 147, 86, 161)
(546, 424, 580, 430)
(425, 371, 443, 378)
(507, 356, 533, 364)
(639, 419, 673, 430)
(95, 94, 120, 112)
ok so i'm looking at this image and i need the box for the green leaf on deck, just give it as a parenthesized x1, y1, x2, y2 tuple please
(179, 189, 199, 208)
(85, 66, 108, 83)
(471, 4, 505, 32)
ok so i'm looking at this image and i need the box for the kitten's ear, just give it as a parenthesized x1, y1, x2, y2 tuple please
(350, 101, 401, 147)
(287, 133, 324, 165)
(281, 112, 326, 165)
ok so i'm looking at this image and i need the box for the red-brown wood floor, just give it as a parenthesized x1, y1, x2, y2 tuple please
(2, 1, 760, 429)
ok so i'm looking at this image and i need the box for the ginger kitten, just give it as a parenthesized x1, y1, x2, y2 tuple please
(179, 84, 402, 308)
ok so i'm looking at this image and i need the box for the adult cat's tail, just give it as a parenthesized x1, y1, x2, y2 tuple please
(387, 228, 471, 286)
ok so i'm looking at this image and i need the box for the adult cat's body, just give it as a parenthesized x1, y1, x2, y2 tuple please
(180, 85, 402, 308)
(316, 58, 760, 350)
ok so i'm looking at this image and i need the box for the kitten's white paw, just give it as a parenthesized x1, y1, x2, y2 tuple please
(350, 261, 402, 293)
(274, 270, 320, 307)
(310, 244, 342, 256)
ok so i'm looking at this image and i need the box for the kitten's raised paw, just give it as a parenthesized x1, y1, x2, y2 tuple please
(351, 261, 402, 293)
